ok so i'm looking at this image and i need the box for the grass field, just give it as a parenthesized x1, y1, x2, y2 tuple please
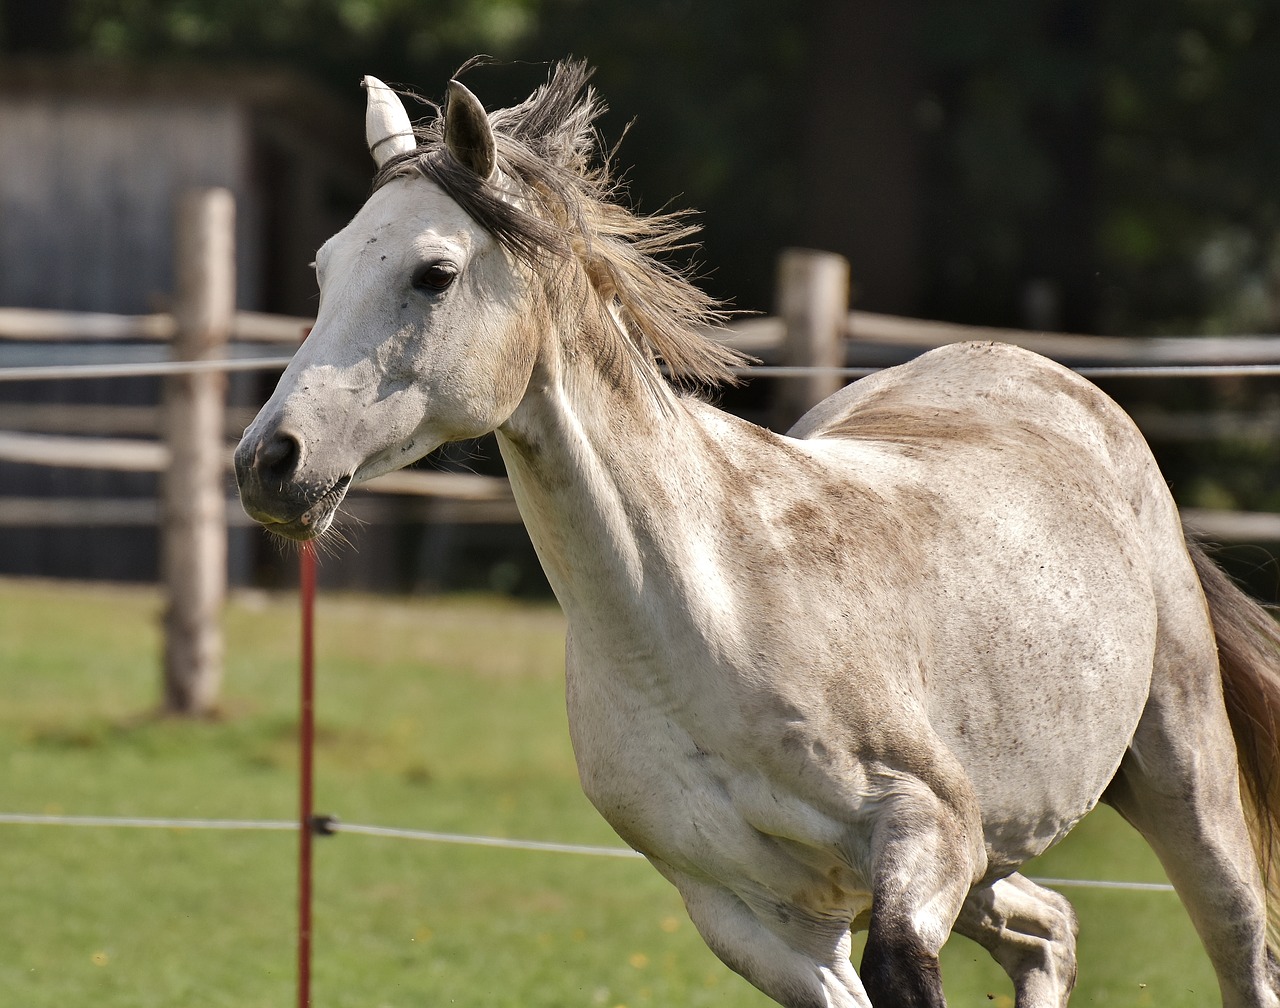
(0, 577, 1223, 1006)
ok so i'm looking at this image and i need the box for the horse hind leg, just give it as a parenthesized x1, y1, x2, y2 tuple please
(1103, 619, 1279, 1007)
(1105, 744, 1277, 1007)
(953, 873, 1079, 1008)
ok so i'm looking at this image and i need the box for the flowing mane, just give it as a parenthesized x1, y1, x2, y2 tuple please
(371, 60, 750, 388)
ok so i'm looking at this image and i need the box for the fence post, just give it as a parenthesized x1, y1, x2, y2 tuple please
(772, 248, 850, 431)
(161, 188, 234, 716)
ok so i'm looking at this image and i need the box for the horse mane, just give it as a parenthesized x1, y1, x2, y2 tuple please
(371, 59, 750, 389)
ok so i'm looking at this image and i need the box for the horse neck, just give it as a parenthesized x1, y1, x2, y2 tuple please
(495, 296, 729, 621)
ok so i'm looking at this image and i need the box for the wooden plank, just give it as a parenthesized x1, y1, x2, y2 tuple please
(0, 403, 258, 437)
(5, 396, 1274, 445)
(360, 468, 513, 502)
(232, 311, 314, 343)
(1182, 509, 1280, 543)
(0, 430, 515, 503)
(0, 431, 168, 471)
(4, 301, 1277, 368)
(339, 495, 521, 525)
(0, 497, 159, 526)
(0, 494, 522, 528)
(1129, 410, 1280, 442)
(0, 306, 311, 345)
(709, 315, 783, 355)
(845, 310, 1280, 366)
(0, 307, 173, 341)
(0, 495, 309, 528)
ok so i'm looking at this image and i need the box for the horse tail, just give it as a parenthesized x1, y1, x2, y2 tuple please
(1189, 539, 1280, 952)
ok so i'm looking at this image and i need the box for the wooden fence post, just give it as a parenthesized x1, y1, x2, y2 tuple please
(772, 248, 850, 431)
(161, 188, 234, 716)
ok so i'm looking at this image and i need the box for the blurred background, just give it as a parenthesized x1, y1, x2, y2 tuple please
(2, 0, 1278, 599)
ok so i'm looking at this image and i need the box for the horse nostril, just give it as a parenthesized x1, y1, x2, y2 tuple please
(258, 431, 301, 481)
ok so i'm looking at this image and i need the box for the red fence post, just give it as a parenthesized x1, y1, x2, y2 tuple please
(298, 539, 317, 1008)
(297, 319, 318, 1008)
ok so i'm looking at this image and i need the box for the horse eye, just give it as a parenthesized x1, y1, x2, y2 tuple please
(412, 262, 458, 293)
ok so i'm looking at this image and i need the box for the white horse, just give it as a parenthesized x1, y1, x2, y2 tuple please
(235, 62, 1280, 1007)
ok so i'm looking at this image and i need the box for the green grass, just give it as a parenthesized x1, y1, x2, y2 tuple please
(0, 578, 1221, 1006)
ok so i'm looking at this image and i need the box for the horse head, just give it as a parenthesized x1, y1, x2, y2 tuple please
(235, 62, 738, 542)
(234, 74, 541, 541)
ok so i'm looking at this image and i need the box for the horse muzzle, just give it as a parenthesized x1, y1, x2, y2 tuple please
(234, 425, 352, 541)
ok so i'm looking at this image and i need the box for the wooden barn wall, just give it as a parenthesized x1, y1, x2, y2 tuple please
(0, 96, 261, 313)
(0, 96, 262, 583)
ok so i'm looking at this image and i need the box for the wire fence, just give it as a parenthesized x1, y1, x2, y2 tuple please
(0, 355, 295, 383)
(740, 362, 1280, 379)
(0, 812, 1176, 892)
(5, 355, 1280, 384)
(0, 344, 1263, 1006)
(2, 346, 1268, 890)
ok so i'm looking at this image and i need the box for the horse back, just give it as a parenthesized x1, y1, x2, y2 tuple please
(788, 339, 1184, 560)
(793, 342, 1132, 464)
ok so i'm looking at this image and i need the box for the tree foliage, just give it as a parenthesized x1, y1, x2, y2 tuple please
(1098, 1, 1280, 335)
(4, 0, 1278, 333)
(66, 0, 537, 80)
(4, 0, 1278, 561)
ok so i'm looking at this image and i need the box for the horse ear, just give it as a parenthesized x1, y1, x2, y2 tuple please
(363, 75, 417, 169)
(444, 79, 497, 181)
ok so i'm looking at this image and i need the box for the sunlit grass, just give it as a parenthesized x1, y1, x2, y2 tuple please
(0, 578, 1218, 1006)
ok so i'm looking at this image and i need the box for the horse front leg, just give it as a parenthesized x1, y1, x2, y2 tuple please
(859, 786, 986, 1008)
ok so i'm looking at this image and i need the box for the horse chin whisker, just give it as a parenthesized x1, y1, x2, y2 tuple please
(312, 509, 360, 558)
(266, 530, 307, 560)
(259, 510, 356, 561)
(316, 525, 355, 557)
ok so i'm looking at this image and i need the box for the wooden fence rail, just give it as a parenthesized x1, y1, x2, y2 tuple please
(3, 226, 1280, 713)
(3, 244, 1279, 512)
(0, 306, 313, 343)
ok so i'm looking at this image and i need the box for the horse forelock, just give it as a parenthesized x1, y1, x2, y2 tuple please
(369, 60, 749, 390)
